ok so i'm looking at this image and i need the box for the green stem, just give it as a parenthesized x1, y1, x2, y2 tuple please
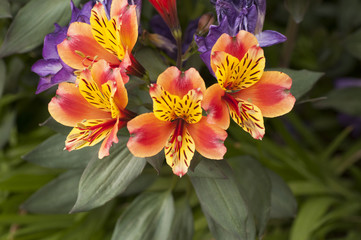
(176, 37, 183, 70)
(280, 16, 299, 68)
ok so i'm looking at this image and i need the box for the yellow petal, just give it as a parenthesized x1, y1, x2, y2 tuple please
(175, 88, 203, 124)
(150, 84, 179, 122)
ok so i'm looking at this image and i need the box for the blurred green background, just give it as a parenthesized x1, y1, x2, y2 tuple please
(0, 0, 361, 239)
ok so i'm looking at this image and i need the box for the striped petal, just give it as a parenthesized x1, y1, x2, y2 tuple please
(127, 113, 175, 157)
(211, 31, 259, 73)
(90, 3, 125, 60)
(228, 96, 265, 140)
(157, 67, 206, 98)
(57, 22, 120, 70)
(174, 88, 203, 124)
(49, 82, 110, 127)
(65, 118, 117, 154)
(165, 120, 195, 177)
(233, 71, 295, 118)
(99, 118, 123, 159)
(187, 117, 227, 160)
(149, 84, 179, 122)
(212, 47, 265, 91)
(202, 84, 230, 129)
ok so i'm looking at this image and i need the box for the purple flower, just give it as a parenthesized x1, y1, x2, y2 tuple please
(149, 15, 199, 60)
(196, 0, 286, 75)
(32, 1, 93, 93)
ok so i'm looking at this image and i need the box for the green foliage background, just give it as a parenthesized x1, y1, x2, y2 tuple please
(1, 0, 361, 239)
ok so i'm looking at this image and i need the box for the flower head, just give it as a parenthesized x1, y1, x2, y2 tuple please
(57, 0, 142, 81)
(195, 0, 286, 75)
(148, 0, 180, 34)
(32, 1, 93, 93)
(127, 67, 227, 176)
(48, 60, 134, 159)
(203, 31, 295, 139)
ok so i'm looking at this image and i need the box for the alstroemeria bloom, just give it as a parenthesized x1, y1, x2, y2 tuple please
(127, 67, 227, 176)
(203, 31, 295, 139)
(49, 60, 134, 159)
(148, 0, 180, 33)
(58, 0, 142, 81)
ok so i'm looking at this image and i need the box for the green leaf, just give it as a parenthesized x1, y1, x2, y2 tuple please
(135, 47, 168, 82)
(71, 141, 146, 212)
(271, 68, 324, 100)
(229, 156, 271, 237)
(22, 169, 83, 214)
(121, 170, 157, 196)
(0, 173, 56, 192)
(146, 151, 165, 174)
(0, 59, 5, 98)
(0, 0, 11, 19)
(189, 159, 256, 240)
(168, 198, 193, 240)
(188, 155, 227, 178)
(40, 117, 72, 135)
(345, 28, 361, 61)
(202, 211, 240, 240)
(267, 169, 298, 219)
(0, 110, 15, 149)
(290, 197, 336, 240)
(284, 0, 310, 23)
(0, 0, 81, 57)
(316, 88, 361, 116)
(111, 192, 174, 240)
(23, 133, 97, 169)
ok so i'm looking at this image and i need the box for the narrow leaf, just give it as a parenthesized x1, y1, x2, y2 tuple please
(0, 0, 81, 57)
(22, 169, 83, 214)
(0, 0, 11, 19)
(71, 141, 146, 212)
(23, 133, 97, 169)
(267, 169, 298, 219)
(189, 159, 256, 240)
(111, 192, 174, 240)
(229, 156, 271, 237)
(271, 68, 324, 100)
(168, 198, 194, 240)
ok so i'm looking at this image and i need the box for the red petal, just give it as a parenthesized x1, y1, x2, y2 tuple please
(187, 118, 227, 159)
(127, 113, 175, 157)
(234, 71, 296, 118)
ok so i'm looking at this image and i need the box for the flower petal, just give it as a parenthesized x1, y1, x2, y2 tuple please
(65, 118, 117, 153)
(110, 0, 128, 18)
(149, 84, 179, 122)
(202, 84, 230, 129)
(90, 3, 125, 60)
(229, 97, 265, 140)
(157, 67, 206, 97)
(211, 31, 259, 73)
(127, 113, 174, 157)
(119, 5, 138, 53)
(98, 118, 123, 159)
(175, 88, 203, 124)
(212, 47, 265, 91)
(49, 82, 110, 127)
(57, 22, 120, 70)
(234, 71, 295, 118)
(187, 118, 227, 159)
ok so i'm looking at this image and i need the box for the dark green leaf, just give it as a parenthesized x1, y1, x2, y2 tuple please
(0, 110, 15, 149)
(168, 198, 193, 240)
(23, 133, 97, 169)
(189, 159, 256, 240)
(188, 155, 227, 178)
(345, 28, 361, 61)
(0, 0, 11, 19)
(0, 173, 55, 192)
(229, 156, 271, 237)
(22, 169, 83, 214)
(121, 170, 157, 196)
(40, 117, 72, 135)
(146, 151, 165, 174)
(71, 142, 146, 212)
(0, 0, 81, 57)
(284, 0, 310, 23)
(316, 88, 361, 116)
(135, 47, 168, 82)
(270, 68, 324, 100)
(111, 192, 174, 240)
(267, 169, 298, 219)
(202, 211, 240, 240)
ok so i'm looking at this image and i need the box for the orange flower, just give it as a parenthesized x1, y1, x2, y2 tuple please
(127, 67, 227, 176)
(203, 30, 296, 139)
(49, 60, 134, 159)
(57, 0, 142, 81)
(148, 0, 180, 33)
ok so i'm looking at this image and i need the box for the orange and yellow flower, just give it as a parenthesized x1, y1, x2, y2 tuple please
(57, 0, 141, 81)
(49, 60, 134, 159)
(203, 30, 295, 139)
(127, 67, 227, 176)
